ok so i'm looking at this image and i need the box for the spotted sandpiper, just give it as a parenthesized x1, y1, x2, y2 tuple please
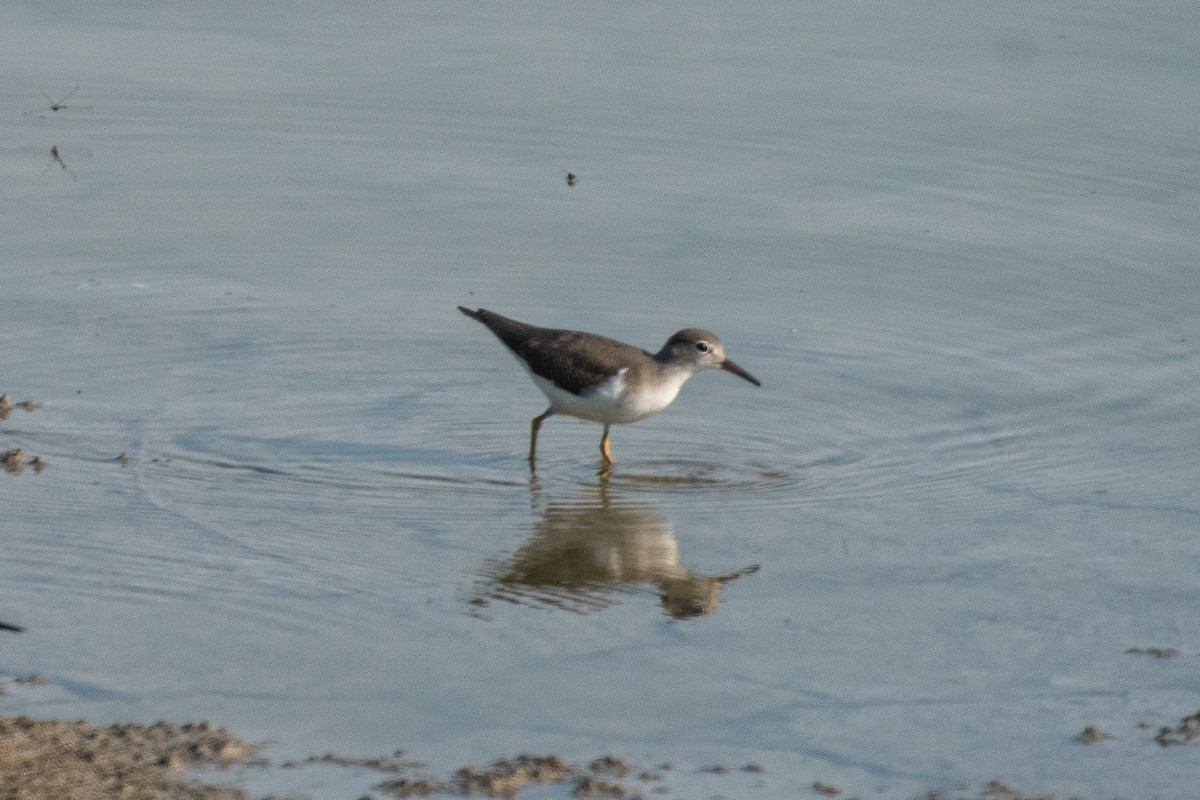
(458, 307, 760, 467)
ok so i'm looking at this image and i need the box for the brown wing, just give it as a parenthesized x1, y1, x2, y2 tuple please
(459, 307, 650, 396)
(517, 329, 650, 396)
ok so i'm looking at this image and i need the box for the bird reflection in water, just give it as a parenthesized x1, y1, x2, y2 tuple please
(470, 493, 758, 619)
(23, 145, 86, 181)
(46, 145, 77, 181)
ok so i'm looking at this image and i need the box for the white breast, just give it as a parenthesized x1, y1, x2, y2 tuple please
(617, 369, 689, 420)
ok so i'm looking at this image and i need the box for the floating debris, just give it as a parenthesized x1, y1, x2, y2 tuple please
(925, 778, 1113, 799)
(1076, 726, 1113, 744)
(1155, 709, 1200, 746)
(572, 775, 626, 798)
(281, 750, 425, 772)
(1125, 646, 1180, 658)
(0, 395, 43, 420)
(589, 756, 630, 778)
(3, 449, 26, 475)
(375, 776, 451, 798)
(3, 449, 46, 476)
(13, 675, 49, 685)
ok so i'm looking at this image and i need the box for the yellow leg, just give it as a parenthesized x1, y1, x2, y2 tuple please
(529, 409, 552, 467)
(599, 424, 615, 465)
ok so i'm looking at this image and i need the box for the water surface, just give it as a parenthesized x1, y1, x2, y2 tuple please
(2, 3, 1198, 798)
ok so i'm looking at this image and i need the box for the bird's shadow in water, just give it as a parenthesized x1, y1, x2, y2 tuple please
(467, 480, 759, 619)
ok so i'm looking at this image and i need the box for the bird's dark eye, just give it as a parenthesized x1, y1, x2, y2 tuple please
(695, 341, 710, 353)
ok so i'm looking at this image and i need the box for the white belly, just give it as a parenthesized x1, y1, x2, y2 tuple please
(528, 368, 688, 424)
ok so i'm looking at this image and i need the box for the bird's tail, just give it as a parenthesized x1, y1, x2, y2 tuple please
(457, 305, 484, 321)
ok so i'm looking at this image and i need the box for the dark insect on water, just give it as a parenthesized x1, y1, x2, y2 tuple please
(24, 86, 92, 117)
(42, 85, 79, 111)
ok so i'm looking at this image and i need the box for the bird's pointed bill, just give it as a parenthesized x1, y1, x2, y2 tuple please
(720, 359, 761, 387)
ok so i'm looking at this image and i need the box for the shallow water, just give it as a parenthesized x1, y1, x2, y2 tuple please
(2, 2, 1199, 798)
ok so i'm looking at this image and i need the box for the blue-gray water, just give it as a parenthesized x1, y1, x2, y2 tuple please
(2, 3, 1198, 798)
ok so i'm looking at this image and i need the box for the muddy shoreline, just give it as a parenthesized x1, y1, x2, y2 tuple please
(0, 709, 1135, 800)
(0, 716, 253, 800)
